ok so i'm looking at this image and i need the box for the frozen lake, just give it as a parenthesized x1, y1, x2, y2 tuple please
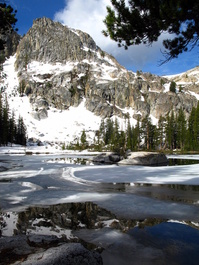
(0, 153, 199, 264)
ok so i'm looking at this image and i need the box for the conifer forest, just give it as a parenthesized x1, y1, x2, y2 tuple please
(91, 103, 199, 154)
(0, 93, 27, 146)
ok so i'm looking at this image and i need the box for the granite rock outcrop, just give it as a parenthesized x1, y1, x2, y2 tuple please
(14, 17, 199, 121)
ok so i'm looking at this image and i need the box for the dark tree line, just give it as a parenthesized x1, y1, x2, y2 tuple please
(0, 1, 26, 146)
(95, 102, 199, 153)
(0, 93, 27, 146)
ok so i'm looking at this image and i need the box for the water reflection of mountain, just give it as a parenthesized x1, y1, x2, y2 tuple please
(17, 202, 117, 234)
(2, 202, 168, 239)
(2, 201, 198, 238)
(1, 202, 199, 265)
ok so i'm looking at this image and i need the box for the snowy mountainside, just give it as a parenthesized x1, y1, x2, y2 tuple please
(1, 17, 199, 145)
(14, 18, 199, 120)
(2, 56, 102, 145)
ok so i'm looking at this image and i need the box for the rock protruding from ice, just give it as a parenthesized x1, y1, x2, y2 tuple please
(118, 152, 168, 166)
(0, 234, 102, 265)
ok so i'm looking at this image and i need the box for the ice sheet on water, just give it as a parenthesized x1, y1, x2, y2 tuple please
(72, 162, 199, 185)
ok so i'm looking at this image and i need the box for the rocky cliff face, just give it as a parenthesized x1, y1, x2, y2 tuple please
(14, 17, 199, 121)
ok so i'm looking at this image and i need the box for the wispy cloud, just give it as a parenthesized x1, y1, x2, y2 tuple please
(54, 0, 113, 50)
(54, 0, 198, 75)
(54, 0, 167, 72)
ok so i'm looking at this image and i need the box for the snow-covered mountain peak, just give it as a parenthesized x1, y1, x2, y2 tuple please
(1, 17, 199, 145)
(15, 17, 122, 71)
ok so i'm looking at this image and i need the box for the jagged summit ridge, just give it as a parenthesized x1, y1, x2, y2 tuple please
(15, 17, 121, 69)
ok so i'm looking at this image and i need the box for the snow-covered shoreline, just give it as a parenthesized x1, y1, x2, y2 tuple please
(1, 146, 199, 186)
(0, 145, 100, 155)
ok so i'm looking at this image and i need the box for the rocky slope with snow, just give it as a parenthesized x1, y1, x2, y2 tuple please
(1, 17, 199, 144)
(167, 67, 199, 96)
(14, 18, 199, 119)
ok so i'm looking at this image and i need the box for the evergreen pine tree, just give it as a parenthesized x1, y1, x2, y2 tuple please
(141, 115, 155, 150)
(0, 2, 18, 53)
(187, 106, 196, 150)
(169, 81, 176, 93)
(2, 95, 9, 145)
(99, 119, 105, 144)
(104, 117, 114, 145)
(176, 107, 187, 150)
(157, 115, 166, 150)
(16, 116, 27, 145)
(103, 0, 199, 63)
(166, 111, 177, 150)
(80, 129, 87, 149)
(8, 111, 15, 146)
(193, 102, 199, 150)
(126, 118, 133, 150)
(112, 118, 125, 153)
(112, 118, 120, 146)
(133, 117, 141, 150)
(118, 130, 126, 155)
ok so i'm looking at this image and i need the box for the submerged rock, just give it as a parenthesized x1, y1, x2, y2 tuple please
(118, 152, 168, 166)
(0, 235, 102, 265)
(17, 243, 102, 265)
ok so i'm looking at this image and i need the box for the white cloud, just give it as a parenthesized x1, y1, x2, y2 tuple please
(54, 0, 167, 72)
(54, 0, 112, 49)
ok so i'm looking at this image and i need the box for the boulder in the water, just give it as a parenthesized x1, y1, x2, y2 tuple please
(118, 152, 168, 166)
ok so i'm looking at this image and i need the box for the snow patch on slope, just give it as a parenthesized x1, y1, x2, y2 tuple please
(27, 60, 75, 79)
(2, 56, 102, 144)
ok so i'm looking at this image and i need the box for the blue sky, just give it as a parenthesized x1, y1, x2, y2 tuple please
(10, 0, 199, 76)
(10, 0, 66, 35)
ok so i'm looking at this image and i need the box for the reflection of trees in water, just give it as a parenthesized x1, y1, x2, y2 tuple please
(98, 182, 199, 205)
(47, 157, 91, 165)
(16, 202, 116, 233)
(15, 202, 166, 236)
(98, 182, 199, 200)
(134, 183, 199, 191)
(127, 183, 199, 204)
(168, 158, 199, 166)
(1, 204, 199, 265)
(1, 201, 199, 241)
